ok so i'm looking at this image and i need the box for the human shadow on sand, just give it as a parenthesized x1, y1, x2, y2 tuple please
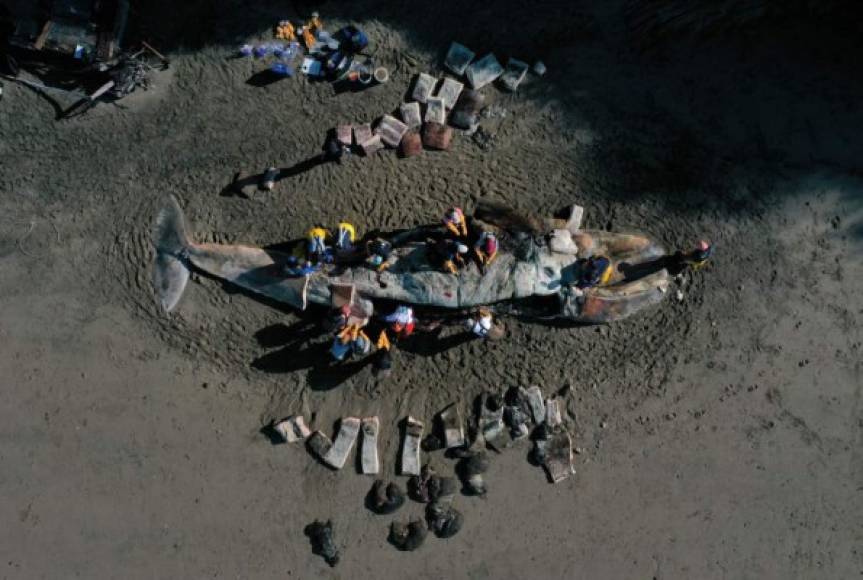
(394, 327, 474, 357)
(251, 338, 377, 391)
(246, 68, 291, 87)
(220, 155, 333, 199)
(251, 317, 475, 390)
(308, 356, 376, 391)
(252, 341, 327, 374)
(216, 278, 308, 315)
(254, 317, 322, 349)
(618, 257, 670, 279)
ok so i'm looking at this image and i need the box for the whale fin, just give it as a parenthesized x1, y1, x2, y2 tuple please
(153, 195, 192, 313)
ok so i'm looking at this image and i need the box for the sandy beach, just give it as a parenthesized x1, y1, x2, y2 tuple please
(1, 1, 861, 578)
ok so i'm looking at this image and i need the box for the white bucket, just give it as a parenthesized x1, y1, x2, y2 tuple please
(374, 67, 389, 84)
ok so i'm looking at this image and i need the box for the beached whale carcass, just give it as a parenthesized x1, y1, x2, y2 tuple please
(152, 196, 669, 323)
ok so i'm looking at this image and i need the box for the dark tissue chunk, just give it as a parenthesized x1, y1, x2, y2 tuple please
(390, 520, 427, 551)
(306, 520, 340, 567)
(428, 505, 463, 538)
(370, 480, 405, 514)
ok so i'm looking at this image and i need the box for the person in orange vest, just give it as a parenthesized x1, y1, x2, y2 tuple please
(308, 11, 323, 33)
(330, 322, 371, 361)
(373, 329, 393, 374)
(302, 26, 316, 50)
(275, 20, 296, 41)
(432, 238, 468, 274)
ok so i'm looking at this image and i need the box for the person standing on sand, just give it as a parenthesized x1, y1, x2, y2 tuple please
(321, 131, 346, 164)
(269, 130, 345, 184)
(373, 329, 393, 374)
(260, 166, 280, 191)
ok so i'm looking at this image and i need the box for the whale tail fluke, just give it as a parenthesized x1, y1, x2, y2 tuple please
(152, 195, 192, 313)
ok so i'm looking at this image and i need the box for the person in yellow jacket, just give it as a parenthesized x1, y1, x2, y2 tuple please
(335, 221, 356, 251)
(337, 323, 368, 345)
(307, 226, 330, 262)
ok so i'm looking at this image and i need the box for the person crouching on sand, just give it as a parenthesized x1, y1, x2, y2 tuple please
(666, 240, 713, 275)
(466, 307, 504, 340)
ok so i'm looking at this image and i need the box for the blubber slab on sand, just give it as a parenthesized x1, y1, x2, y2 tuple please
(499, 58, 529, 92)
(466, 54, 504, 90)
(412, 73, 436, 103)
(526, 386, 546, 424)
(436, 77, 464, 109)
(375, 115, 409, 148)
(479, 392, 506, 447)
(323, 417, 361, 470)
(439, 404, 464, 448)
(544, 429, 574, 483)
(401, 416, 424, 475)
(444, 42, 474, 75)
(354, 123, 373, 146)
(336, 125, 352, 146)
(424, 97, 446, 125)
(361, 417, 380, 474)
(307, 431, 333, 460)
(399, 101, 422, 128)
(275, 415, 310, 443)
(545, 398, 563, 428)
(361, 134, 384, 156)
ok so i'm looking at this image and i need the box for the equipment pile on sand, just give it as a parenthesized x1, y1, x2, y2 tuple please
(339, 40, 544, 157)
(239, 13, 379, 85)
(277, 382, 574, 563)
